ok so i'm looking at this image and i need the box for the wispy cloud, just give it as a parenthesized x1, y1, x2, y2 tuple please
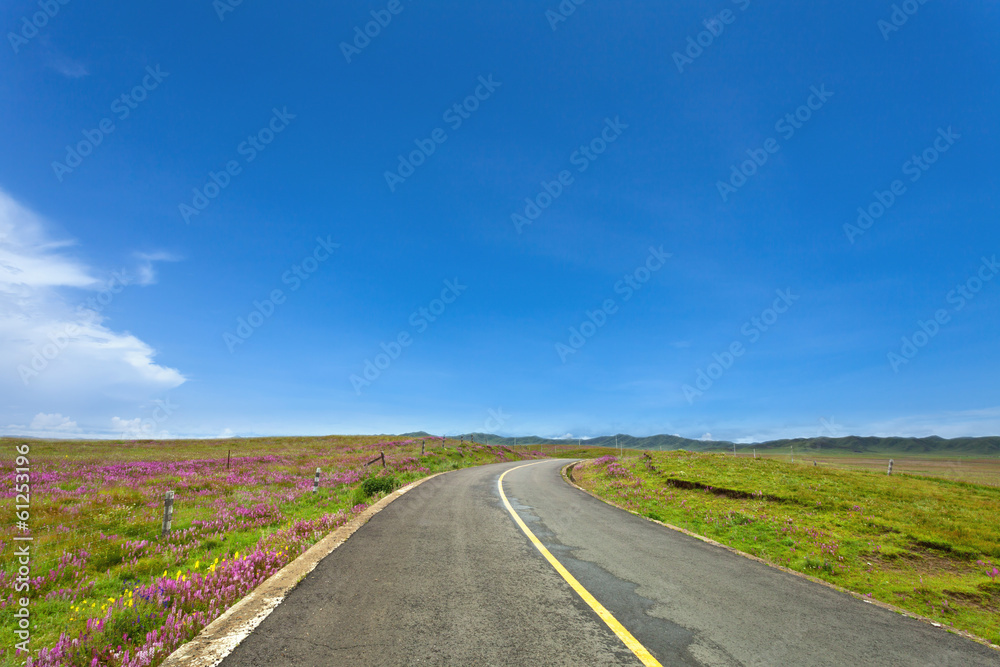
(38, 39, 89, 79)
(47, 56, 88, 78)
(0, 189, 186, 431)
(133, 251, 181, 286)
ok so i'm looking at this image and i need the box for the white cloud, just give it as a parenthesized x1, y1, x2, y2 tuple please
(132, 251, 180, 286)
(38, 40, 89, 79)
(0, 189, 186, 427)
(48, 57, 89, 78)
(30, 412, 78, 431)
(700, 432, 713, 441)
(111, 416, 143, 432)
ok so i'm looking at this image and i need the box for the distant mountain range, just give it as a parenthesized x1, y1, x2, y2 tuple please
(403, 432, 1000, 456)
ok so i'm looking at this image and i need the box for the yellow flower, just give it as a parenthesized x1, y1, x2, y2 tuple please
(194, 561, 200, 569)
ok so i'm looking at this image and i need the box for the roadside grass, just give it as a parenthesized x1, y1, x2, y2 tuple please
(752, 451, 1000, 487)
(573, 451, 1000, 646)
(1, 436, 541, 667)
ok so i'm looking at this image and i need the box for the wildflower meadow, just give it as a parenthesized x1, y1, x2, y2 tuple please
(1, 435, 542, 666)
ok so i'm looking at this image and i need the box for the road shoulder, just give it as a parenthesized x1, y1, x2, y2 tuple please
(159, 472, 447, 667)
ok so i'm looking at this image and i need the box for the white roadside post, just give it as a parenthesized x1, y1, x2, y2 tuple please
(313, 467, 321, 492)
(887, 459, 894, 476)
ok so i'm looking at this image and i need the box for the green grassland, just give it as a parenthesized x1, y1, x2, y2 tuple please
(573, 451, 1000, 647)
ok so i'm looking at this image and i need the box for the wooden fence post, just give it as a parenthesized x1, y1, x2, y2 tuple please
(226, 450, 231, 470)
(161, 491, 174, 536)
(381, 451, 386, 468)
(421, 440, 425, 456)
(313, 467, 321, 492)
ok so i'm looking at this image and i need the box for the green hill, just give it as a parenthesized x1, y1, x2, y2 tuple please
(443, 432, 1000, 457)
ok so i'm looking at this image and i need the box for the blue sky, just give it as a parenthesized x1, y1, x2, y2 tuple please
(2, 0, 998, 442)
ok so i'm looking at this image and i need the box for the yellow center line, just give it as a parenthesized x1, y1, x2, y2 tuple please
(498, 462, 663, 667)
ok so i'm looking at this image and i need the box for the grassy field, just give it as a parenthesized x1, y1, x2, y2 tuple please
(573, 451, 1000, 647)
(753, 451, 1000, 487)
(1, 436, 543, 667)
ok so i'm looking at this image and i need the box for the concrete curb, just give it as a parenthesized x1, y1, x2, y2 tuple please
(560, 461, 1000, 654)
(160, 471, 448, 667)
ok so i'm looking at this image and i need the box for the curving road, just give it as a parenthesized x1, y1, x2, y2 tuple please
(220, 459, 999, 666)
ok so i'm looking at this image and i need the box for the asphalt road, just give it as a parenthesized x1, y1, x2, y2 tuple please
(220, 459, 1000, 666)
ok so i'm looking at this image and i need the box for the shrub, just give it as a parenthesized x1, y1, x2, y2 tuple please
(353, 475, 398, 504)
